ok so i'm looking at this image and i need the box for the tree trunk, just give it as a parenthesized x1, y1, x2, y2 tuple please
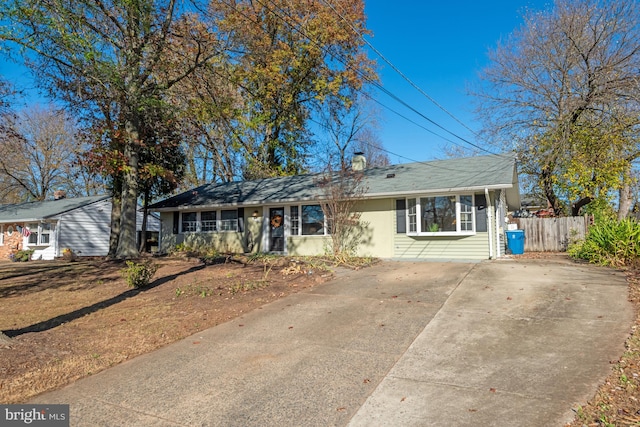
(116, 120, 140, 259)
(571, 197, 592, 216)
(618, 168, 633, 220)
(108, 191, 122, 259)
(139, 189, 150, 253)
(540, 164, 561, 214)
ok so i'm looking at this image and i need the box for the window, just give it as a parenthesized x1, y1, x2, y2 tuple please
(40, 223, 51, 244)
(0, 225, 3, 245)
(421, 196, 456, 232)
(220, 210, 238, 232)
(201, 211, 216, 232)
(286, 204, 329, 236)
(460, 195, 473, 231)
(290, 206, 299, 235)
(302, 205, 325, 235)
(407, 199, 417, 233)
(180, 210, 241, 233)
(25, 223, 52, 246)
(405, 195, 475, 235)
(182, 212, 197, 232)
(28, 223, 38, 244)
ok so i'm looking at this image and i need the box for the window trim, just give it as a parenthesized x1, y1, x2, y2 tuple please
(405, 194, 476, 236)
(0, 225, 3, 246)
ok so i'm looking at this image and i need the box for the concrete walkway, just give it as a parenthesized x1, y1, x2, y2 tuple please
(31, 258, 632, 426)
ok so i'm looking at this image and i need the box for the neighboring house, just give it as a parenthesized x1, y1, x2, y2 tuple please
(149, 154, 521, 260)
(0, 195, 160, 260)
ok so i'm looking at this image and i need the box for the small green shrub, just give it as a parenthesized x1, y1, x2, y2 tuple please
(121, 260, 159, 288)
(568, 217, 640, 266)
(11, 249, 35, 262)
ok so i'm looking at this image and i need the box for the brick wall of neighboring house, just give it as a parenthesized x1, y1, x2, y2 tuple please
(0, 225, 24, 260)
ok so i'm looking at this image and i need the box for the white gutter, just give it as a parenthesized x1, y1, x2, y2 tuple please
(485, 188, 493, 259)
(364, 184, 513, 200)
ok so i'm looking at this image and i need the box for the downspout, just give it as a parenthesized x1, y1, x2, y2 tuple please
(157, 216, 163, 254)
(495, 190, 503, 258)
(55, 220, 61, 257)
(485, 188, 493, 259)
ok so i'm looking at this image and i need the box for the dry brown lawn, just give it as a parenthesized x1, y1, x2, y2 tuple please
(3, 253, 640, 426)
(0, 255, 332, 404)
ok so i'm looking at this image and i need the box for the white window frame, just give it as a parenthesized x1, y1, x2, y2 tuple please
(181, 212, 198, 233)
(180, 210, 239, 233)
(290, 206, 299, 236)
(200, 211, 217, 232)
(0, 225, 3, 245)
(406, 194, 476, 236)
(219, 210, 238, 232)
(288, 204, 329, 236)
(26, 222, 53, 246)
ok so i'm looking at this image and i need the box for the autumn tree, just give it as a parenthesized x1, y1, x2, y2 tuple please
(0, 105, 96, 203)
(167, 42, 244, 186)
(474, 0, 640, 216)
(0, 0, 219, 258)
(136, 105, 186, 252)
(203, 0, 377, 179)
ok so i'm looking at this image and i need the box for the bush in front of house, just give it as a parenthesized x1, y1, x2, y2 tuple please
(568, 217, 640, 266)
(10, 249, 35, 262)
(121, 260, 159, 288)
(62, 248, 77, 261)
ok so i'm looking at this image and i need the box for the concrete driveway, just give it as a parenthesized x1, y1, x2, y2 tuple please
(31, 258, 632, 426)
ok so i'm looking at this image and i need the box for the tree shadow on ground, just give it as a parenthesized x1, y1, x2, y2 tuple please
(3, 264, 205, 338)
(0, 261, 124, 298)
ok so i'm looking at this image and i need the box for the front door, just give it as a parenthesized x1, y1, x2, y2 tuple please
(269, 207, 285, 252)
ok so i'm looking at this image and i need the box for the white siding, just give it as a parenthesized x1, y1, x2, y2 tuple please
(137, 209, 160, 232)
(57, 199, 112, 257)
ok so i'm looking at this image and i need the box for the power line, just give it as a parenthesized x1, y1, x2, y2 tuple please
(320, 0, 482, 139)
(308, 116, 512, 176)
(254, 0, 496, 155)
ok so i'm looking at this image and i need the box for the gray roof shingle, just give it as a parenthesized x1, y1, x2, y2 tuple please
(0, 195, 110, 223)
(150, 154, 519, 210)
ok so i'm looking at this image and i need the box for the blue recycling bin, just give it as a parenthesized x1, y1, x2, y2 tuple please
(506, 229, 525, 255)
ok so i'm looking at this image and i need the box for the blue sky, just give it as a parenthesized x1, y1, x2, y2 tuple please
(0, 1, 553, 165)
(363, 1, 551, 163)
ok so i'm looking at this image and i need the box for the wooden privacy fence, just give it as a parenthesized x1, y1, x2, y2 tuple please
(513, 216, 591, 252)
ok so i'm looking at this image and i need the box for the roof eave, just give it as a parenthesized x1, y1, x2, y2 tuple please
(364, 183, 513, 199)
(150, 184, 515, 211)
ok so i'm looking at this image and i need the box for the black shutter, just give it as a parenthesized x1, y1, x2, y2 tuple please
(395, 199, 406, 233)
(237, 208, 244, 232)
(172, 212, 179, 234)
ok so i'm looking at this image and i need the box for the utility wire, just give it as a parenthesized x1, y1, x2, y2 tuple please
(320, 0, 482, 139)
(307, 115, 511, 177)
(212, 0, 501, 168)
(256, 0, 495, 155)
